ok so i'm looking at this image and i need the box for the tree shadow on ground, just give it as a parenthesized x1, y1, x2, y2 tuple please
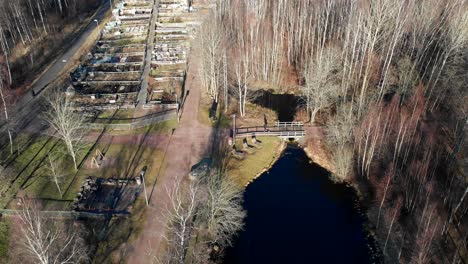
(82, 124, 163, 263)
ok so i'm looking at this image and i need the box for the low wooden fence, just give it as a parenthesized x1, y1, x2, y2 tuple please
(0, 209, 127, 219)
(89, 108, 177, 130)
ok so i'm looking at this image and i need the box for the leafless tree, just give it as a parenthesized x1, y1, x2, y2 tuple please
(302, 46, 341, 123)
(43, 92, 86, 171)
(163, 180, 200, 264)
(232, 53, 249, 117)
(411, 204, 442, 264)
(330, 144, 353, 182)
(0, 56, 13, 154)
(45, 151, 66, 198)
(198, 10, 224, 103)
(375, 167, 394, 228)
(383, 197, 403, 257)
(18, 203, 88, 264)
(199, 172, 245, 247)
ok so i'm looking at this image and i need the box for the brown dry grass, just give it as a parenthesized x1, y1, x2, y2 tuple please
(222, 100, 277, 127)
(228, 137, 285, 186)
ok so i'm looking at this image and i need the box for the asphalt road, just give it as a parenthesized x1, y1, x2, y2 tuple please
(12, 0, 110, 115)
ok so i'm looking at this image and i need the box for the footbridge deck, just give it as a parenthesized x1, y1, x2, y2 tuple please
(235, 122, 305, 139)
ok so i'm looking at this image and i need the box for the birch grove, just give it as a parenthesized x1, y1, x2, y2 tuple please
(0, 0, 97, 87)
(196, 0, 468, 262)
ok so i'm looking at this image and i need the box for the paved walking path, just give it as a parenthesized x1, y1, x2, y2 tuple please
(127, 60, 212, 263)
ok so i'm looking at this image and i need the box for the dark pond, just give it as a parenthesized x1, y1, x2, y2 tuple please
(252, 90, 299, 122)
(224, 144, 378, 264)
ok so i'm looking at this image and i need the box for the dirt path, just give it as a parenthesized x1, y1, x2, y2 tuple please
(126, 63, 212, 262)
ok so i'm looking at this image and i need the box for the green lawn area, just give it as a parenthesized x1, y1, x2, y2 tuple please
(106, 119, 178, 135)
(96, 109, 135, 120)
(93, 109, 136, 124)
(90, 197, 148, 263)
(198, 103, 212, 127)
(198, 100, 231, 129)
(84, 129, 170, 262)
(0, 220, 9, 263)
(0, 118, 175, 209)
(0, 132, 92, 209)
(228, 137, 284, 186)
(92, 142, 165, 183)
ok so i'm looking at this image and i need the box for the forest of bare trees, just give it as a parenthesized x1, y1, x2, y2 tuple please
(0, 0, 99, 87)
(0, 0, 465, 262)
(198, 0, 468, 262)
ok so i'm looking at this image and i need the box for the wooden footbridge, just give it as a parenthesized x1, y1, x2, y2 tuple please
(234, 122, 306, 139)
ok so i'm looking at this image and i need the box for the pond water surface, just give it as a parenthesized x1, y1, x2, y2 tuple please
(224, 144, 378, 264)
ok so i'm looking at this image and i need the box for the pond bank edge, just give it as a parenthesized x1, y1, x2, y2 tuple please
(242, 140, 287, 188)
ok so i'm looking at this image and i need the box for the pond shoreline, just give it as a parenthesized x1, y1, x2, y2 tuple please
(242, 140, 286, 188)
(225, 144, 381, 263)
(241, 140, 352, 189)
(234, 141, 381, 261)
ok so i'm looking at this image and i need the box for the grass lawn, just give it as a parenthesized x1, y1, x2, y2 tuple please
(1, 118, 174, 209)
(90, 197, 148, 264)
(198, 103, 212, 127)
(228, 137, 285, 186)
(111, 38, 146, 46)
(96, 109, 135, 120)
(83, 120, 170, 187)
(0, 220, 9, 263)
(85, 131, 170, 262)
(107, 119, 178, 135)
(91, 141, 165, 184)
(198, 96, 231, 129)
(0, 132, 92, 209)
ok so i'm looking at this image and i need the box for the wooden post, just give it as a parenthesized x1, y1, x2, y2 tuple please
(175, 93, 179, 123)
(140, 170, 149, 206)
(232, 114, 236, 142)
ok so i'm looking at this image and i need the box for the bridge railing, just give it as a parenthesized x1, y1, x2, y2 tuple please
(236, 124, 304, 134)
(235, 122, 306, 138)
(234, 130, 306, 138)
(278, 131, 306, 137)
(274, 121, 304, 127)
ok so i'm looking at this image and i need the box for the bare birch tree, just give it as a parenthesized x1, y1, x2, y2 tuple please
(45, 151, 66, 198)
(163, 180, 199, 264)
(18, 203, 88, 264)
(199, 11, 224, 103)
(302, 46, 342, 123)
(0, 56, 13, 154)
(43, 92, 85, 171)
(233, 55, 249, 117)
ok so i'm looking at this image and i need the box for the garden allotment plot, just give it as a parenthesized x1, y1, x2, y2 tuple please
(69, 0, 153, 109)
